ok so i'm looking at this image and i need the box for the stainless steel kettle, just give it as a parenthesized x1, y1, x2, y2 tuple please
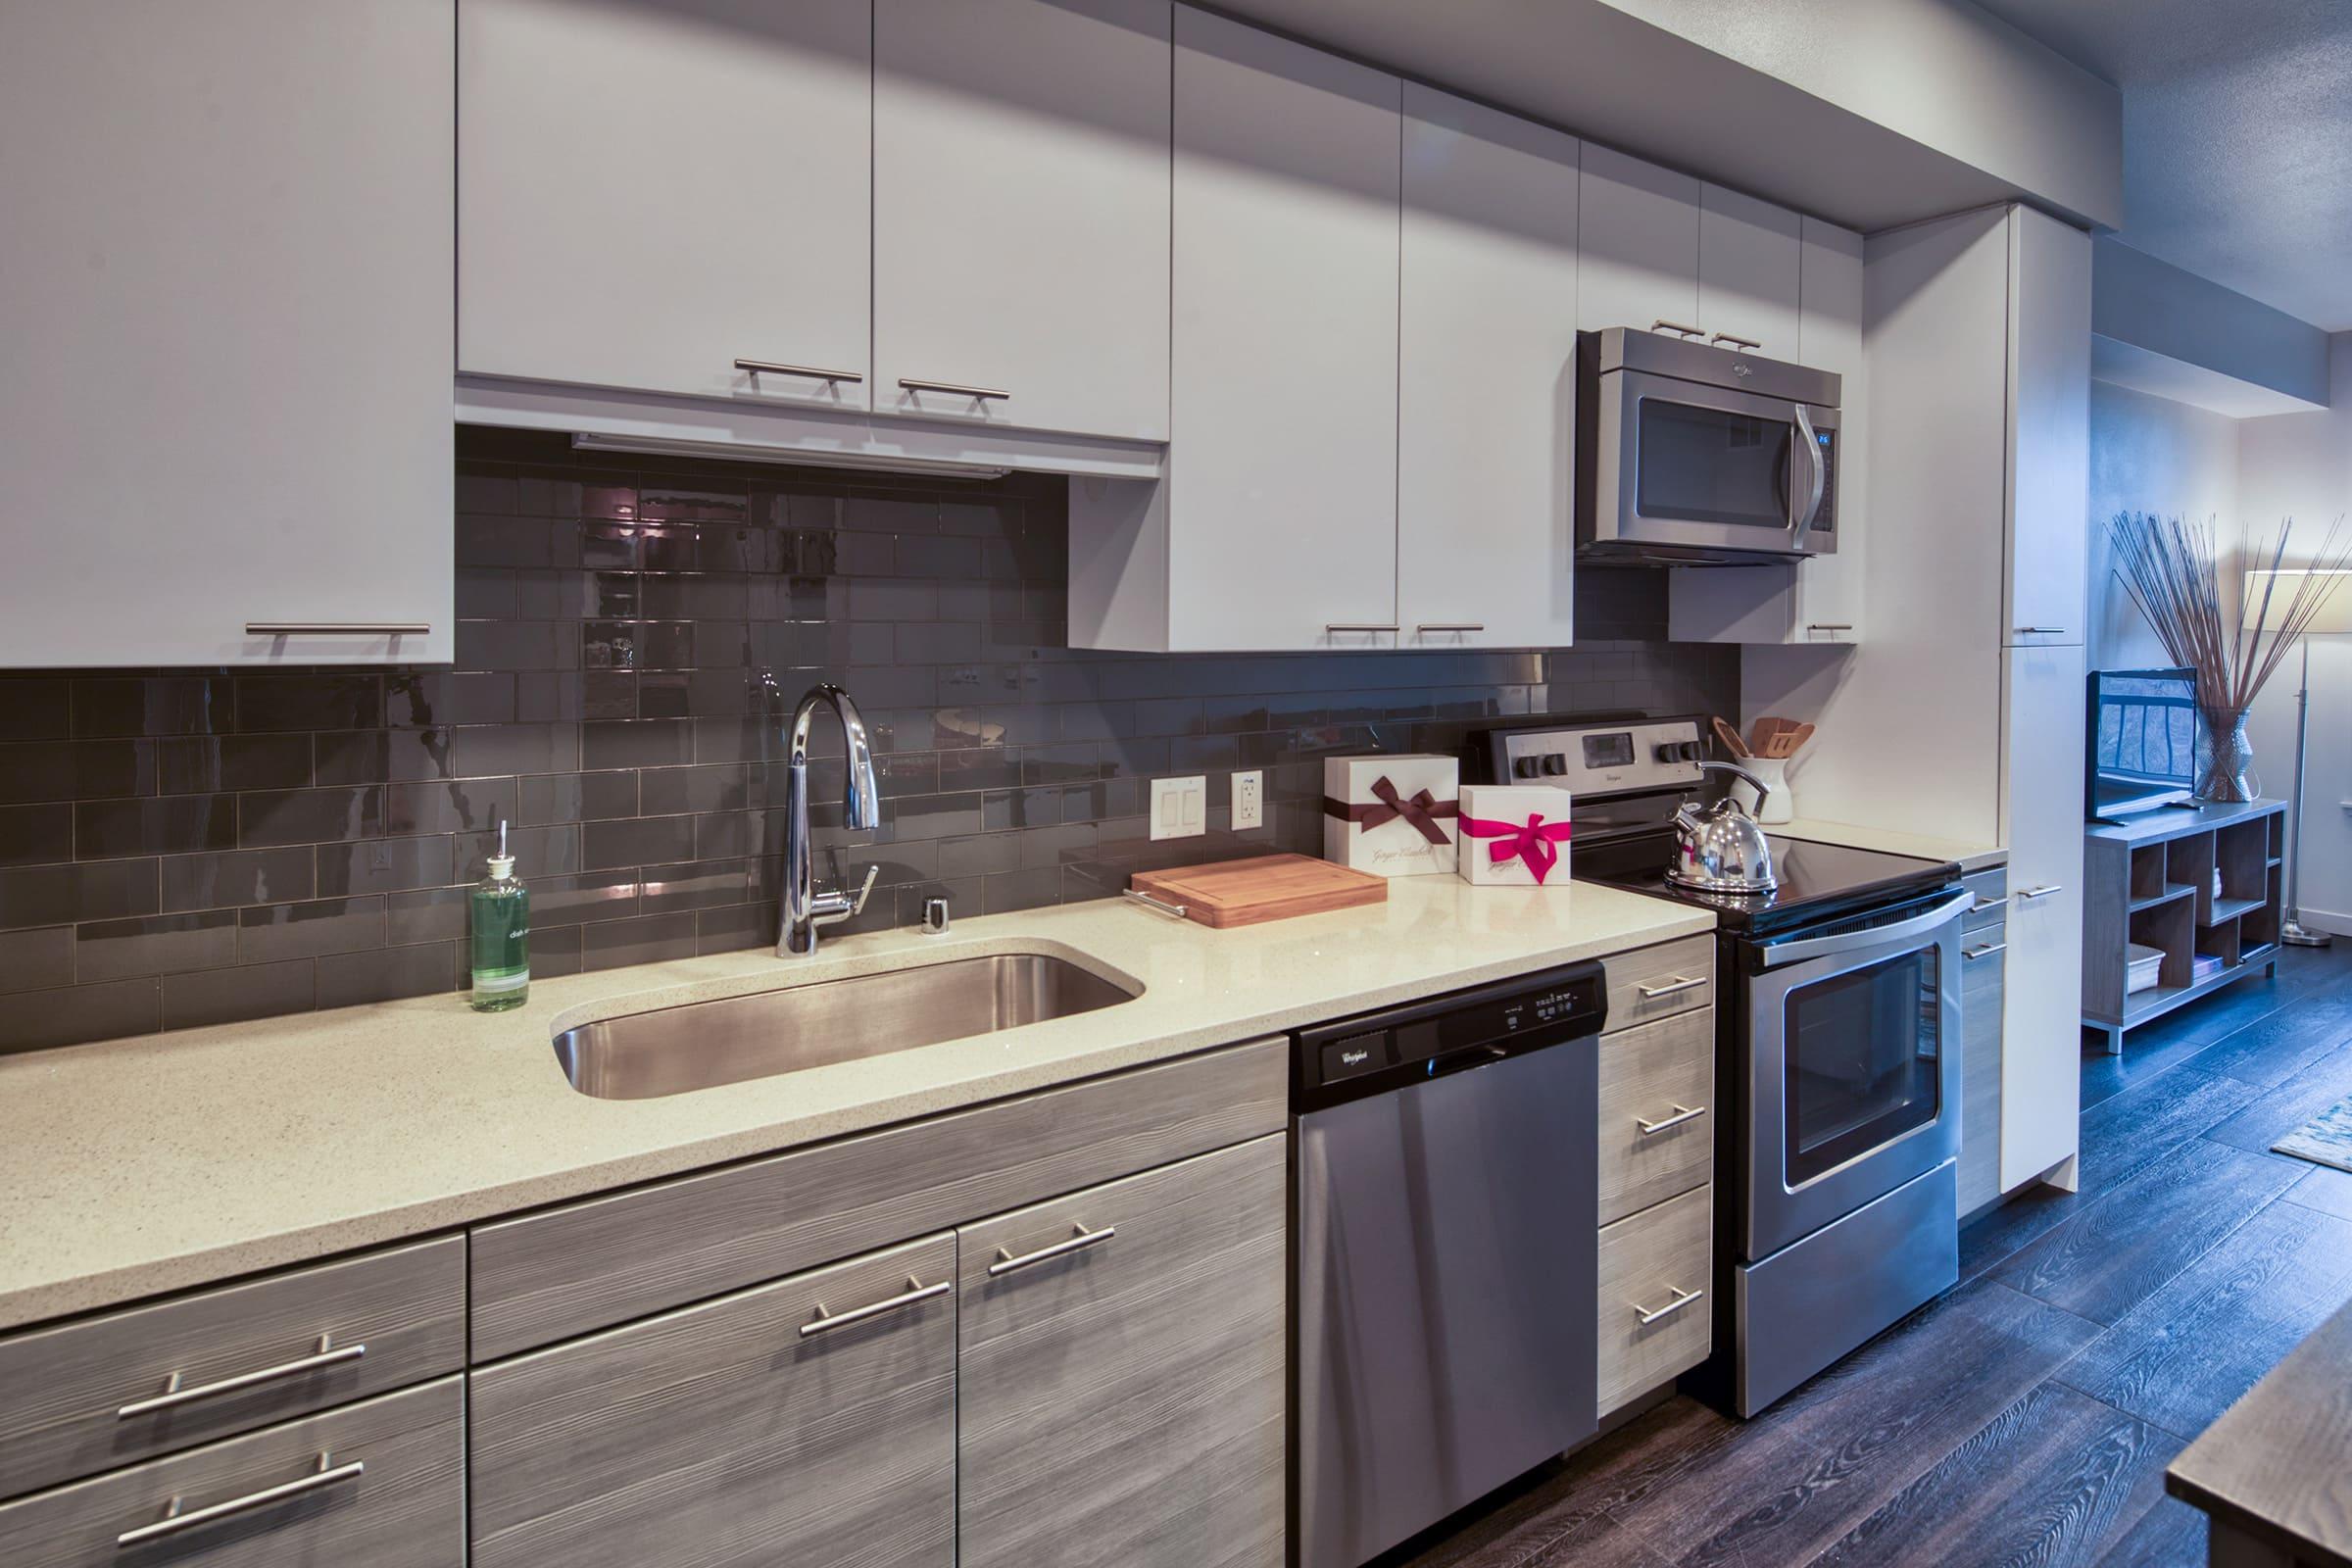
(1668, 762, 1779, 894)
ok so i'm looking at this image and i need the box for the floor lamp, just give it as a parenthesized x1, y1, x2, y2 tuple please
(2245, 568, 2352, 948)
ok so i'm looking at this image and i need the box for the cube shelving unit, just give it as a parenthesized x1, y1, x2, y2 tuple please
(2082, 798, 2288, 1054)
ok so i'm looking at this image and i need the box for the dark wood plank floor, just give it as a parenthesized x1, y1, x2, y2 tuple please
(1400, 942, 2352, 1568)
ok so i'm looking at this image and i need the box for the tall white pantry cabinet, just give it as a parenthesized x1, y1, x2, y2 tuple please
(1746, 205, 2093, 1200)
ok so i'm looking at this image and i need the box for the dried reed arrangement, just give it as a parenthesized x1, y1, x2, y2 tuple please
(2105, 512, 2352, 713)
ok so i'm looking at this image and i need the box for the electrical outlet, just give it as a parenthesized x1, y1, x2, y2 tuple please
(1232, 769, 1264, 830)
(1150, 775, 1207, 841)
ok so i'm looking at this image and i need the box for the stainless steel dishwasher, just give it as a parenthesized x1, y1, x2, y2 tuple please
(1291, 961, 1607, 1568)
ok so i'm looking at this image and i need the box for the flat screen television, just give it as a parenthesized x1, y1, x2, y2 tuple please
(2086, 667, 2198, 822)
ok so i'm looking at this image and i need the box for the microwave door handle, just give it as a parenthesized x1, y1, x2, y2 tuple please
(1760, 891, 1972, 968)
(1789, 405, 1827, 535)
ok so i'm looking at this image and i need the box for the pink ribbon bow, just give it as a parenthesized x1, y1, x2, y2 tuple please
(1457, 812, 1574, 884)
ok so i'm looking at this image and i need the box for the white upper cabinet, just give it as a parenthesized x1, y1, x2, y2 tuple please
(1697, 183, 1802, 358)
(1577, 146, 1700, 334)
(874, 0, 1172, 442)
(1397, 84, 1580, 650)
(1166, 7, 1401, 650)
(0, 0, 453, 667)
(2005, 207, 2092, 647)
(1999, 640, 2086, 1190)
(459, 0, 871, 411)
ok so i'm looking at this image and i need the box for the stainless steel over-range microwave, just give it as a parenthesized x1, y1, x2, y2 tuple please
(1574, 326, 1842, 564)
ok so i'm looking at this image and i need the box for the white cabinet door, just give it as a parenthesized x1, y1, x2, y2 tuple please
(1999, 641, 2086, 1192)
(1169, 8, 1400, 651)
(2004, 207, 2092, 647)
(460, 0, 870, 411)
(0, 0, 453, 667)
(874, 0, 1171, 442)
(1577, 145, 1700, 335)
(1792, 216, 1866, 641)
(1397, 84, 1579, 650)
(1697, 183, 1802, 357)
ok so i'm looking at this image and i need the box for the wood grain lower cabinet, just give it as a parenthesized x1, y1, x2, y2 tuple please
(1595, 1185, 1712, 1419)
(956, 1135, 1287, 1568)
(1596, 1010, 1714, 1227)
(470, 1233, 957, 1568)
(1957, 914, 2009, 1215)
(0, 1377, 463, 1568)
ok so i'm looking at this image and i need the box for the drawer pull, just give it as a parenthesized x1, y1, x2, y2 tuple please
(1633, 1285, 1704, 1326)
(989, 1222, 1116, 1277)
(1636, 1104, 1706, 1136)
(800, 1275, 951, 1339)
(1964, 942, 2007, 962)
(1969, 896, 2003, 913)
(117, 1335, 365, 1419)
(245, 623, 428, 638)
(1636, 974, 1706, 1000)
(1807, 622, 1855, 632)
(2017, 885, 2065, 902)
(1324, 623, 1399, 633)
(116, 1451, 363, 1547)
(898, 377, 1009, 401)
(733, 358, 861, 384)
(1415, 623, 1486, 633)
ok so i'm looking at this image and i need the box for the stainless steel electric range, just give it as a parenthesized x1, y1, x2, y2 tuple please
(1475, 713, 1969, 1416)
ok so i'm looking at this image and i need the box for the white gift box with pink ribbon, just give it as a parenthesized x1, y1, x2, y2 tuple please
(1455, 784, 1574, 887)
(1321, 755, 1460, 876)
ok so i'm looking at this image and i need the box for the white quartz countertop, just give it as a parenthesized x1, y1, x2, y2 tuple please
(0, 876, 1710, 1331)
(1771, 817, 2007, 874)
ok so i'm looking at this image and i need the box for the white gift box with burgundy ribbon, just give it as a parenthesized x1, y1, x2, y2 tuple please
(1455, 784, 1574, 887)
(1321, 755, 1460, 876)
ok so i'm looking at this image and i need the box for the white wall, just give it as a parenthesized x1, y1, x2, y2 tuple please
(2237, 333, 2352, 932)
(2087, 381, 2241, 670)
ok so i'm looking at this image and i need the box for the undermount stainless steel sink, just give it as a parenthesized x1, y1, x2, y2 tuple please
(552, 951, 1141, 1100)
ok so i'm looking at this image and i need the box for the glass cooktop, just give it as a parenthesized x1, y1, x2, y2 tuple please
(1577, 831, 1962, 935)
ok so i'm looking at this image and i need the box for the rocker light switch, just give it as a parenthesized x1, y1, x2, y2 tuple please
(1151, 775, 1206, 841)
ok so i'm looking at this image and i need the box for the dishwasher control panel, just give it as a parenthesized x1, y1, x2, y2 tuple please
(1293, 960, 1607, 1107)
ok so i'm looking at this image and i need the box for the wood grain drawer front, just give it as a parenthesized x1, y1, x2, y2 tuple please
(0, 1235, 465, 1502)
(1596, 1009, 1714, 1226)
(1604, 936, 1714, 1030)
(0, 1376, 463, 1568)
(470, 1037, 1286, 1360)
(1963, 866, 2009, 932)
(957, 1135, 1287, 1568)
(471, 1231, 956, 1568)
(1957, 938, 2007, 1214)
(1595, 1186, 1712, 1418)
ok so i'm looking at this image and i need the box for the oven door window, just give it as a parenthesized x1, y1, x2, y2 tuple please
(1783, 948, 1941, 1187)
(1635, 397, 1792, 531)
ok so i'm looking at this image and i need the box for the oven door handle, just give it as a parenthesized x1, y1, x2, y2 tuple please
(1759, 891, 1973, 968)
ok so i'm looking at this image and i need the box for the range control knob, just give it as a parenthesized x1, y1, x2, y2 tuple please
(1655, 741, 1703, 763)
(1541, 754, 1569, 776)
(1513, 755, 1544, 779)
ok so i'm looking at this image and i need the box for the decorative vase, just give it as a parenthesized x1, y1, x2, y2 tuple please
(2194, 706, 2259, 804)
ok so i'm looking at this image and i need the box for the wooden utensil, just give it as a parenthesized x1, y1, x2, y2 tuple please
(1750, 716, 1796, 756)
(1127, 853, 1386, 929)
(1711, 716, 1750, 758)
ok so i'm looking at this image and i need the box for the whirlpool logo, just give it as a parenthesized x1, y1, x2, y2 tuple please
(1732, 361, 1753, 378)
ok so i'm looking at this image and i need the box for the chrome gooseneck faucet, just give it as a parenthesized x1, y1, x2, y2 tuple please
(777, 682, 881, 957)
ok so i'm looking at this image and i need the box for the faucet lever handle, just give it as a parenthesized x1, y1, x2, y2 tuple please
(848, 862, 879, 916)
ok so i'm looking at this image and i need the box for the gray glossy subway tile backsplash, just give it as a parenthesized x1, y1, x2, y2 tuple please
(0, 427, 1736, 1053)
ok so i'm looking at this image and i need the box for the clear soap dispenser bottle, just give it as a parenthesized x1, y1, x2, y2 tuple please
(469, 820, 530, 1011)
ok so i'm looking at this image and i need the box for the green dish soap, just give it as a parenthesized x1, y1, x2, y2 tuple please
(469, 820, 530, 1011)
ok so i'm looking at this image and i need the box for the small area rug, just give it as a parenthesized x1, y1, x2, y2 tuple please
(2274, 1093, 2352, 1173)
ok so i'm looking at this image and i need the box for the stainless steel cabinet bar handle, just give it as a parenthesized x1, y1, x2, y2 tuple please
(2017, 885, 2065, 902)
(1807, 622, 1855, 632)
(116, 1452, 362, 1547)
(1970, 896, 2004, 913)
(2014, 626, 2070, 636)
(245, 623, 428, 638)
(989, 1222, 1116, 1277)
(118, 1336, 365, 1419)
(800, 1275, 951, 1339)
(1121, 889, 1189, 921)
(734, 358, 862, 383)
(1651, 318, 1704, 338)
(1964, 942, 2007, 961)
(1710, 332, 1763, 351)
(1324, 623, 1399, 633)
(1636, 974, 1707, 1000)
(897, 377, 1009, 400)
(1415, 622, 1486, 633)
(1633, 1285, 1704, 1326)
(1636, 1104, 1706, 1136)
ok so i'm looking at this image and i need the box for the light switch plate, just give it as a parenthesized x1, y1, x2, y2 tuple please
(1232, 769, 1263, 830)
(1151, 775, 1207, 841)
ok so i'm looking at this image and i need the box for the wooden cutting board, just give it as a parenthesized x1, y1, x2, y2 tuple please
(1128, 853, 1387, 929)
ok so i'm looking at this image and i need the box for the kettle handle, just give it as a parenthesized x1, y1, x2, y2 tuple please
(1694, 760, 1771, 813)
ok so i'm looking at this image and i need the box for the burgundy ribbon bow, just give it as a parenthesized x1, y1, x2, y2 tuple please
(1321, 775, 1458, 846)
(1457, 811, 1574, 884)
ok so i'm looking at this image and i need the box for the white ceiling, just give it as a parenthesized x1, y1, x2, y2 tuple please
(1972, 0, 2352, 329)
